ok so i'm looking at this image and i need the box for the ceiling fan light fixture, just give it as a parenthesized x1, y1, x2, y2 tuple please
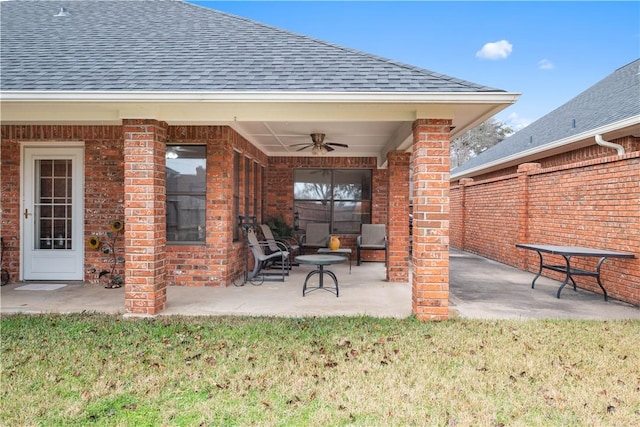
(311, 143, 329, 156)
(289, 132, 347, 154)
(310, 133, 325, 144)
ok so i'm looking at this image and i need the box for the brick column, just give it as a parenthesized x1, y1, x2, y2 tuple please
(387, 151, 411, 282)
(206, 127, 236, 285)
(516, 163, 541, 271)
(458, 178, 474, 251)
(123, 119, 168, 315)
(411, 119, 451, 321)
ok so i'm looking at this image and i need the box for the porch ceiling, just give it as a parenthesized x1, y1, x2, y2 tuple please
(0, 91, 519, 167)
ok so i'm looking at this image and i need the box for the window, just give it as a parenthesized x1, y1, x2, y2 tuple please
(166, 146, 206, 243)
(253, 161, 259, 221)
(233, 151, 240, 241)
(244, 156, 251, 217)
(261, 165, 266, 224)
(294, 169, 371, 234)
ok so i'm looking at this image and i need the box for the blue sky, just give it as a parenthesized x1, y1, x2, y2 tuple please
(190, 1, 640, 131)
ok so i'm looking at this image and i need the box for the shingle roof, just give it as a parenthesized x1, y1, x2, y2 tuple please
(1, 0, 502, 93)
(452, 58, 640, 175)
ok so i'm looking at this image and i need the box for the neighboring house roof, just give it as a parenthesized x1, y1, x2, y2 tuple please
(1, 0, 499, 93)
(452, 58, 640, 179)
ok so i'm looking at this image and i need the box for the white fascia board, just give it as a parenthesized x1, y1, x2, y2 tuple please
(450, 115, 640, 181)
(0, 90, 520, 104)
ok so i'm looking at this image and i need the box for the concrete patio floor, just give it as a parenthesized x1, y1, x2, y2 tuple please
(1, 249, 639, 320)
(449, 250, 640, 320)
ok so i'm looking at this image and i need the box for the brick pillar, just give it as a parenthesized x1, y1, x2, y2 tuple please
(458, 178, 474, 251)
(123, 119, 168, 315)
(411, 119, 451, 321)
(206, 127, 236, 285)
(387, 151, 411, 282)
(516, 163, 541, 271)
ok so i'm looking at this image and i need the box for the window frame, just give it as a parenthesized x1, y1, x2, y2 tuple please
(293, 168, 372, 234)
(233, 151, 241, 241)
(165, 144, 207, 245)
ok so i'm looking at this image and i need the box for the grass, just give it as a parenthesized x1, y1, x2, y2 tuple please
(1, 314, 639, 426)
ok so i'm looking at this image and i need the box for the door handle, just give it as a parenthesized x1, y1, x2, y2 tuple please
(24, 208, 31, 219)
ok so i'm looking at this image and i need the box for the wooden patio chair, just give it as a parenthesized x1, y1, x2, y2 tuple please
(357, 224, 387, 266)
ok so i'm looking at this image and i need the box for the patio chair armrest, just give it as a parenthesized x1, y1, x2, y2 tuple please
(356, 235, 362, 246)
(283, 235, 301, 246)
(275, 238, 299, 252)
(273, 240, 289, 252)
(250, 241, 272, 250)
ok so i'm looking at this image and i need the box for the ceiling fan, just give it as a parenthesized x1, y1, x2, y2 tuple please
(289, 133, 349, 155)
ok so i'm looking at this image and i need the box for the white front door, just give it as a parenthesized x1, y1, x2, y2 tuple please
(22, 146, 84, 280)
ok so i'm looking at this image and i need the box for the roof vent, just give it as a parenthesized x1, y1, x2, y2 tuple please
(529, 136, 533, 144)
(572, 119, 576, 129)
(54, 6, 70, 17)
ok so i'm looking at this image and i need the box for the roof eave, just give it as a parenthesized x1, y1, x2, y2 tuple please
(0, 90, 520, 104)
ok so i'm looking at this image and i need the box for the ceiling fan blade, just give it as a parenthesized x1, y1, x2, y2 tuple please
(325, 145, 335, 152)
(296, 145, 311, 152)
(289, 143, 313, 147)
(326, 143, 349, 148)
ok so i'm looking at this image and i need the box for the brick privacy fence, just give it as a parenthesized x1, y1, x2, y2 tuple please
(451, 152, 640, 306)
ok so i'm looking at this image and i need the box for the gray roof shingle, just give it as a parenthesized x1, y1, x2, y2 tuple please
(452, 58, 640, 175)
(1, 0, 503, 93)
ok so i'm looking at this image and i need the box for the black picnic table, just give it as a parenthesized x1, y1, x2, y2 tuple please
(515, 244, 635, 301)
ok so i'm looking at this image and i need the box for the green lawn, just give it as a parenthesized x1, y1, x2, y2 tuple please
(1, 314, 638, 426)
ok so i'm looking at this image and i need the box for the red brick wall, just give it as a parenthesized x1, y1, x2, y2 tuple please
(123, 119, 168, 314)
(265, 156, 387, 259)
(449, 179, 464, 251)
(0, 125, 126, 284)
(412, 119, 451, 320)
(0, 124, 266, 289)
(0, 136, 21, 279)
(387, 151, 411, 281)
(451, 151, 640, 305)
(164, 126, 267, 287)
(457, 175, 521, 265)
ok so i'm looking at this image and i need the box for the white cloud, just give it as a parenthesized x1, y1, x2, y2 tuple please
(475, 40, 513, 60)
(503, 112, 532, 132)
(538, 59, 555, 70)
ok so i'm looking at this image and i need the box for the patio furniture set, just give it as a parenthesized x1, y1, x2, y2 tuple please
(242, 220, 634, 301)
(239, 219, 388, 297)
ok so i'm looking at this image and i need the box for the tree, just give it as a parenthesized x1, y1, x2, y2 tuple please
(450, 118, 513, 168)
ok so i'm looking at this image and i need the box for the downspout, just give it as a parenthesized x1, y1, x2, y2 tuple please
(595, 134, 625, 155)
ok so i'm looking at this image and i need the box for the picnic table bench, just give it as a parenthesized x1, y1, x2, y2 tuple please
(516, 244, 635, 301)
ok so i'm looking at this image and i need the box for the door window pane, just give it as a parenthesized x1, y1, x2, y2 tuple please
(35, 159, 73, 249)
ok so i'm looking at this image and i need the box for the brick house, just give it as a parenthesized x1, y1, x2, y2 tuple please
(1, 0, 519, 319)
(451, 59, 640, 305)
